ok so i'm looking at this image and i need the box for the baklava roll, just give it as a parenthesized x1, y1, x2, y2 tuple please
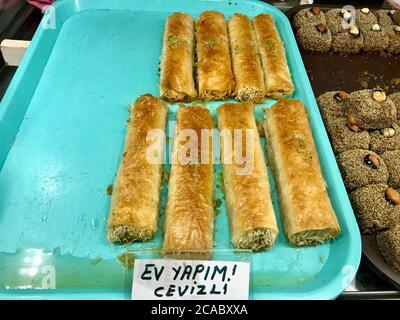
(163, 106, 214, 258)
(228, 13, 265, 102)
(264, 100, 341, 246)
(160, 12, 196, 102)
(196, 11, 235, 101)
(218, 102, 278, 251)
(107, 94, 168, 243)
(252, 14, 294, 99)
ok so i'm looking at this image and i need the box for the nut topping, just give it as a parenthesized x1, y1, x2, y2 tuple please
(371, 24, 381, 31)
(390, 10, 396, 16)
(364, 154, 380, 169)
(385, 187, 400, 205)
(372, 90, 386, 102)
(347, 114, 360, 132)
(361, 8, 370, 14)
(310, 6, 320, 16)
(334, 90, 350, 101)
(316, 23, 328, 34)
(343, 11, 352, 21)
(395, 25, 400, 33)
(381, 127, 396, 137)
(350, 26, 360, 37)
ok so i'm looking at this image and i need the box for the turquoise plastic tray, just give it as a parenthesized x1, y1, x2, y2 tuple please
(0, 0, 361, 299)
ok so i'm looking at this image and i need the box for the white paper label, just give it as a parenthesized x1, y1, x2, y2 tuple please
(132, 259, 250, 300)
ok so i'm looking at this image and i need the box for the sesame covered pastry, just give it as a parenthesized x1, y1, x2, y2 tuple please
(370, 124, 400, 154)
(326, 116, 370, 154)
(374, 10, 395, 27)
(384, 25, 400, 54)
(293, 6, 326, 30)
(160, 13, 196, 102)
(332, 27, 364, 53)
(389, 92, 400, 109)
(388, 92, 400, 123)
(107, 94, 168, 243)
(348, 89, 397, 129)
(356, 8, 378, 27)
(326, 9, 352, 34)
(337, 149, 388, 192)
(317, 90, 349, 121)
(252, 14, 294, 99)
(350, 184, 400, 234)
(228, 13, 265, 102)
(196, 11, 235, 101)
(381, 150, 400, 189)
(377, 224, 400, 273)
(394, 10, 400, 25)
(361, 24, 389, 53)
(297, 23, 332, 53)
(163, 106, 214, 258)
(265, 100, 340, 246)
(218, 102, 278, 251)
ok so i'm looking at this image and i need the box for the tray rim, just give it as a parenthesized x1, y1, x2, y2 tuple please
(0, 0, 362, 300)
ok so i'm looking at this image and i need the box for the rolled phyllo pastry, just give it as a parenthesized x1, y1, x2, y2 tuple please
(160, 12, 196, 102)
(163, 106, 214, 258)
(107, 94, 168, 243)
(264, 100, 341, 246)
(252, 14, 294, 99)
(196, 11, 235, 101)
(228, 13, 265, 102)
(218, 102, 278, 251)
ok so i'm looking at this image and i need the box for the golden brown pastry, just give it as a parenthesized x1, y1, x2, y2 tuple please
(196, 11, 235, 101)
(228, 13, 265, 102)
(252, 14, 294, 99)
(218, 102, 278, 251)
(160, 12, 196, 102)
(163, 106, 214, 258)
(107, 94, 168, 243)
(264, 100, 340, 246)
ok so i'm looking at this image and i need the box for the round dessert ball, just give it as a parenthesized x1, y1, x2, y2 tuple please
(376, 224, 400, 273)
(370, 124, 400, 154)
(317, 90, 349, 121)
(293, 6, 326, 30)
(384, 25, 400, 54)
(381, 150, 400, 189)
(356, 8, 378, 27)
(337, 149, 388, 192)
(388, 92, 400, 124)
(325, 9, 351, 34)
(325, 116, 370, 154)
(347, 89, 397, 129)
(361, 24, 389, 53)
(297, 24, 332, 53)
(389, 92, 400, 109)
(374, 10, 395, 27)
(350, 184, 400, 234)
(332, 28, 364, 53)
(393, 10, 400, 25)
